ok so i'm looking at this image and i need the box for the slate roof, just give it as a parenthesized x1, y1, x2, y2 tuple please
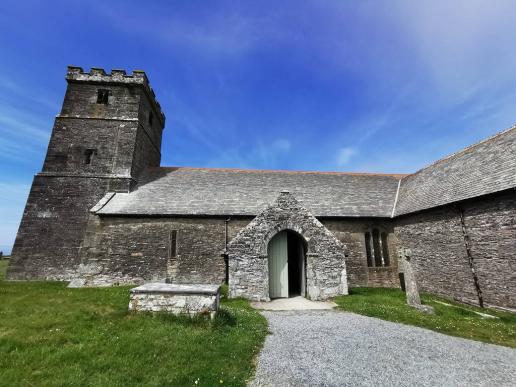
(94, 126, 516, 218)
(95, 168, 404, 217)
(394, 126, 516, 216)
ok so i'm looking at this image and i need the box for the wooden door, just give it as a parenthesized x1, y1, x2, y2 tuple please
(268, 231, 289, 298)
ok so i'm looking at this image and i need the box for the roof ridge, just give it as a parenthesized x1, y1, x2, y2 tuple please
(401, 124, 516, 180)
(151, 166, 408, 178)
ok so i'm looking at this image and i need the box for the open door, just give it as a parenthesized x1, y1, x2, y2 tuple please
(268, 231, 289, 298)
(299, 240, 306, 297)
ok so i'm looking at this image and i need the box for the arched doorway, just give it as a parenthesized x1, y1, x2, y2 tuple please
(267, 230, 306, 298)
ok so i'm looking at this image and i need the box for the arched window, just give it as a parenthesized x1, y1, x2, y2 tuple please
(365, 228, 390, 267)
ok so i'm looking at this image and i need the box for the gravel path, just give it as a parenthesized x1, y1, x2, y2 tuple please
(250, 310, 516, 387)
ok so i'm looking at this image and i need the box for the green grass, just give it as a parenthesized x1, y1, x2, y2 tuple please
(334, 287, 516, 348)
(0, 259, 7, 281)
(0, 261, 268, 386)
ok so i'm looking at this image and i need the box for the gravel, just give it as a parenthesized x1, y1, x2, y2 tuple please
(250, 310, 516, 387)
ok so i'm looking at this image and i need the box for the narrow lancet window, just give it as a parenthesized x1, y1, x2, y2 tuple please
(372, 229, 382, 266)
(381, 232, 390, 266)
(365, 232, 373, 267)
(170, 230, 178, 258)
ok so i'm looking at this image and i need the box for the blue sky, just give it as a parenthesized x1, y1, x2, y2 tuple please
(1, 1, 516, 254)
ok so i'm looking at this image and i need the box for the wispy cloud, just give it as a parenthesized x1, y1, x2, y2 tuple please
(93, 4, 289, 58)
(390, 1, 516, 96)
(0, 76, 61, 111)
(336, 147, 357, 166)
(0, 182, 30, 246)
(0, 106, 50, 164)
(0, 77, 54, 164)
(201, 138, 292, 170)
(253, 138, 291, 166)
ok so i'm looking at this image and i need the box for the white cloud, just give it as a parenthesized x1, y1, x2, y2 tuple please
(254, 138, 291, 166)
(390, 1, 516, 94)
(336, 147, 357, 166)
(272, 139, 291, 152)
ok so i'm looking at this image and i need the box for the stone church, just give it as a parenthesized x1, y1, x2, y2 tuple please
(7, 67, 516, 309)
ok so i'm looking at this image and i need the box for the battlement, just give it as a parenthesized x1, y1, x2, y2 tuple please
(66, 66, 165, 124)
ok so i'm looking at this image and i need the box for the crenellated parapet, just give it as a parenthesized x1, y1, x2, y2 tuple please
(66, 66, 165, 125)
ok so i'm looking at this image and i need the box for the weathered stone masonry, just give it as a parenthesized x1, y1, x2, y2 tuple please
(75, 216, 251, 287)
(8, 67, 165, 280)
(395, 190, 516, 309)
(72, 210, 396, 290)
(227, 191, 349, 301)
(322, 219, 399, 288)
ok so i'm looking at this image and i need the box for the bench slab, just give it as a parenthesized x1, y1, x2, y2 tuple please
(129, 283, 221, 318)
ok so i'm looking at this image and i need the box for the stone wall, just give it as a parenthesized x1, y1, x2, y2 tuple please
(73, 211, 398, 292)
(75, 216, 252, 286)
(8, 176, 131, 280)
(395, 190, 516, 309)
(43, 116, 141, 176)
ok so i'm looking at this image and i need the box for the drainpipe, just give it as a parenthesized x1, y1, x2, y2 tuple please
(457, 206, 484, 308)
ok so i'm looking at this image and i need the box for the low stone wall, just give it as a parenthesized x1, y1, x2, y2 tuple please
(367, 267, 400, 287)
(129, 283, 220, 318)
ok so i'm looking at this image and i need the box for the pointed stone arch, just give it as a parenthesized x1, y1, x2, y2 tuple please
(226, 191, 348, 301)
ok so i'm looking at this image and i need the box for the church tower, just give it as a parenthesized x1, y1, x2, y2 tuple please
(8, 66, 165, 280)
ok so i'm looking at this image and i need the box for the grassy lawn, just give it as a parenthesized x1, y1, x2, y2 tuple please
(0, 259, 7, 280)
(0, 260, 268, 386)
(334, 287, 516, 348)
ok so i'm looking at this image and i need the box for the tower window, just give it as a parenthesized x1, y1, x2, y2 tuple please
(148, 111, 154, 126)
(84, 149, 96, 165)
(97, 89, 109, 104)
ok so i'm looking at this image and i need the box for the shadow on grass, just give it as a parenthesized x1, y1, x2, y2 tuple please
(147, 306, 237, 329)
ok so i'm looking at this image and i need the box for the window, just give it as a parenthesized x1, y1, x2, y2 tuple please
(365, 228, 390, 267)
(365, 232, 373, 267)
(148, 111, 154, 126)
(97, 89, 109, 104)
(84, 149, 96, 165)
(381, 232, 390, 266)
(372, 229, 382, 266)
(170, 230, 178, 258)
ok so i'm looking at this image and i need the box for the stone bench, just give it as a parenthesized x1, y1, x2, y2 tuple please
(129, 283, 221, 318)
